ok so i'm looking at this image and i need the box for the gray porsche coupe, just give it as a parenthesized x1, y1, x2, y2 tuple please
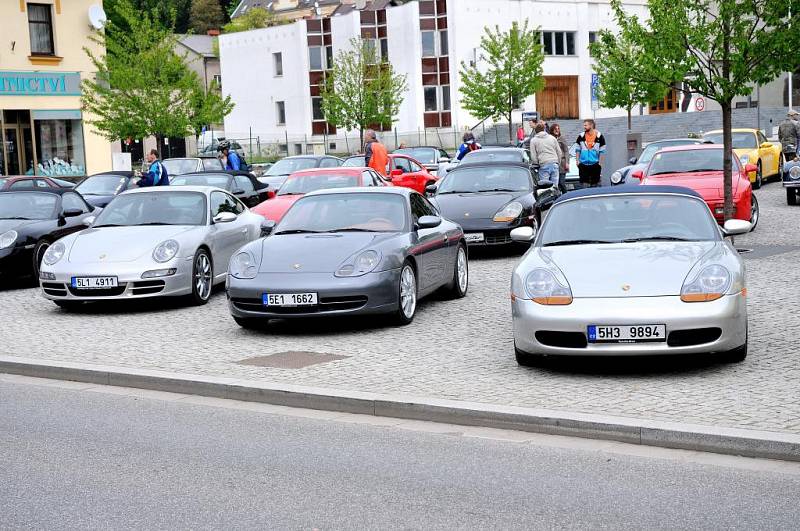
(227, 187, 469, 327)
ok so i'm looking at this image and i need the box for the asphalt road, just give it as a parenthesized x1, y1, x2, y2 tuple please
(2, 380, 799, 530)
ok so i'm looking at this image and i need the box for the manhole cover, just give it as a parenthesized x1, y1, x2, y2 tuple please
(237, 351, 349, 369)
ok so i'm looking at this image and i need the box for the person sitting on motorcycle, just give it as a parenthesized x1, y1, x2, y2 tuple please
(778, 111, 800, 160)
(218, 140, 241, 171)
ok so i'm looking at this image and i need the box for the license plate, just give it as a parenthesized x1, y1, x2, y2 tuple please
(71, 276, 118, 289)
(464, 233, 484, 243)
(263, 292, 318, 306)
(588, 324, 666, 343)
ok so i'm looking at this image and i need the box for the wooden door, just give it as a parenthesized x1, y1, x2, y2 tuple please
(536, 76, 579, 120)
(650, 88, 678, 114)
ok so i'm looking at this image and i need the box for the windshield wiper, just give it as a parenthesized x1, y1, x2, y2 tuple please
(274, 229, 323, 235)
(0, 216, 31, 220)
(131, 222, 172, 226)
(622, 236, 693, 243)
(476, 188, 521, 193)
(325, 227, 380, 233)
(684, 168, 719, 173)
(437, 190, 473, 194)
(544, 239, 617, 247)
(93, 223, 125, 228)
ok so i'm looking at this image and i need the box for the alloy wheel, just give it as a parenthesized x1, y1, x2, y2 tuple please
(400, 265, 417, 319)
(195, 253, 212, 300)
(750, 195, 759, 229)
(456, 247, 468, 293)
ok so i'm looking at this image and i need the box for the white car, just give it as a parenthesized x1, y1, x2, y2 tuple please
(39, 186, 265, 309)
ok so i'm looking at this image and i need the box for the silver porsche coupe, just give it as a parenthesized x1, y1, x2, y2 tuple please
(227, 187, 468, 328)
(510, 185, 750, 365)
(39, 186, 264, 308)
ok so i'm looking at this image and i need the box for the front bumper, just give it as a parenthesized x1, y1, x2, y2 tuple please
(40, 259, 193, 300)
(512, 293, 747, 356)
(0, 246, 34, 279)
(227, 269, 401, 319)
(457, 216, 535, 246)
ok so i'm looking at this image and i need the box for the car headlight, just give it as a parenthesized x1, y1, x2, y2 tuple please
(0, 230, 17, 250)
(739, 154, 750, 165)
(335, 250, 381, 277)
(493, 201, 524, 222)
(790, 166, 800, 179)
(229, 251, 259, 279)
(43, 241, 66, 266)
(681, 264, 731, 302)
(152, 239, 179, 263)
(610, 171, 623, 185)
(524, 268, 573, 305)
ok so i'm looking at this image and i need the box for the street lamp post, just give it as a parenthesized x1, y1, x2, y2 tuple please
(790, 8, 794, 110)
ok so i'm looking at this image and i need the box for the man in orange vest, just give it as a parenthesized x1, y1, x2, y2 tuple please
(364, 129, 389, 176)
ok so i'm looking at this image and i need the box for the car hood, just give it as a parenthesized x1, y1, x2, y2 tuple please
(259, 232, 396, 273)
(433, 191, 528, 220)
(252, 195, 302, 222)
(0, 218, 48, 234)
(542, 241, 718, 297)
(67, 225, 198, 263)
(643, 172, 740, 198)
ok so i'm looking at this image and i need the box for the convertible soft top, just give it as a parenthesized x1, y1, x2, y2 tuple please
(555, 185, 705, 204)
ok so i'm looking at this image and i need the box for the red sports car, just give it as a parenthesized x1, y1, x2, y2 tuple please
(0, 176, 75, 191)
(343, 153, 438, 194)
(631, 144, 758, 230)
(252, 167, 390, 223)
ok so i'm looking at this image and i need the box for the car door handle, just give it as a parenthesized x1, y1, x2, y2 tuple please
(442, 234, 448, 242)
(241, 228, 248, 233)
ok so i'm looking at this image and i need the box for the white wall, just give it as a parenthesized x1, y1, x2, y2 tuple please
(387, 2, 423, 132)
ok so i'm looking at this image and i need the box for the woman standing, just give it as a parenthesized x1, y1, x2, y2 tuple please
(549, 123, 569, 193)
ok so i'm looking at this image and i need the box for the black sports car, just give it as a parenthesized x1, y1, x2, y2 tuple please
(428, 162, 555, 246)
(0, 189, 98, 280)
(74, 171, 137, 208)
(171, 171, 271, 207)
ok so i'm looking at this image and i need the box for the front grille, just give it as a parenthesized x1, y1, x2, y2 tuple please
(231, 295, 368, 314)
(535, 331, 588, 349)
(485, 233, 513, 245)
(131, 280, 165, 295)
(42, 282, 67, 297)
(667, 328, 722, 347)
(68, 285, 127, 297)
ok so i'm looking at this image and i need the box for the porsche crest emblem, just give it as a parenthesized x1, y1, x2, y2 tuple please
(293, 263, 302, 270)
(464, 212, 470, 217)
(621, 284, 631, 292)
(99, 254, 107, 261)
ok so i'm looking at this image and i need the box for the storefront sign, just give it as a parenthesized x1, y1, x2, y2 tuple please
(0, 71, 81, 96)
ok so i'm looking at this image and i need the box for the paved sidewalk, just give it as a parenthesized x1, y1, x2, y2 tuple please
(3, 183, 799, 435)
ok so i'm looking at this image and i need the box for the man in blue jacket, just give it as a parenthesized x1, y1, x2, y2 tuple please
(139, 149, 169, 187)
(219, 140, 242, 171)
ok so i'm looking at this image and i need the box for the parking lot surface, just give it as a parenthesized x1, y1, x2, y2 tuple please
(3, 182, 799, 434)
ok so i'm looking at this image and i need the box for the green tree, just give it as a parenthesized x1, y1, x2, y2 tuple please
(320, 38, 408, 147)
(81, 0, 233, 145)
(609, 0, 800, 220)
(589, 30, 667, 130)
(105, 0, 192, 32)
(459, 21, 545, 142)
(190, 0, 226, 34)
(222, 7, 282, 33)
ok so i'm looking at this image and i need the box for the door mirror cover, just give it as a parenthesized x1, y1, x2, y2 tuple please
(417, 215, 442, 229)
(260, 219, 276, 236)
(82, 216, 96, 227)
(722, 218, 751, 236)
(536, 181, 554, 190)
(63, 208, 84, 218)
(629, 157, 638, 165)
(760, 142, 773, 148)
(233, 188, 245, 195)
(390, 169, 404, 177)
(631, 170, 644, 180)
(213, 211, 237, 223)
(425, 184, 438, 195)
(744, 163, 758, 174)
(510, 226, 536, 242)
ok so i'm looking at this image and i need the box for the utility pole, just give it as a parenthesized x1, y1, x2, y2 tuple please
(790, 8, 794, 110)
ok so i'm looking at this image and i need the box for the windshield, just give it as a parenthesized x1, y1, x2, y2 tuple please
(276, 193, 407, 233)
(438, 166, 531, 194)
(342, 156, 365, 167)
(170, 174, 231, 188)
(648, 149, 728, 176)
(279, 173, 360, 195)
(75, 175, 128, 196)
(395, 148, 436, 164)
(0, 178, 6, 187)
(162, 159, 200, 176)
(539, 194, 719, 246)
(703, 132, 758, 150)
(638, 141, 699, 164)
(0, 192, 58, 220)
(267, 158, 318, 175)
(462, 150, 522, 164)
(94, 192, 207, 227)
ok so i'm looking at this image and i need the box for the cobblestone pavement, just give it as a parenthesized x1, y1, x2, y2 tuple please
(3, 182, 799, 433)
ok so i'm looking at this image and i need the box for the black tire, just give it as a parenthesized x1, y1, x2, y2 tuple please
(32, 240, 50, 279)
(788, 188, 798, 206)
(444, 243, 468, 299)
(753, 162, 762, 189)
(393, 261, 418, 325)
(722, 342, 747, 363)
(234, 316, 265, 330)
(749, 193, 759, 231)
(190, 248, 213, 306)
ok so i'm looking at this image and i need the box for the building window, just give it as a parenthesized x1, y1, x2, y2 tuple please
(424, 87, 438, 112)
(325, 46, 333, 69)
(28, 3, 55, 56)
(309, 46, 323, 71)
(421, 31, 436, 57)
(441, 86, 451, 111)
(32, 110, 86, 176)
(589, 32, 597, 44)
(273, 52, 283, 76)
(212, 74, 222, 88)
(541, 32, 577, 56)
(276, 101, 286, 125)
(311, 97, 324, 120)
(380, 38, 389, 61)
(439, 30, 448, 56)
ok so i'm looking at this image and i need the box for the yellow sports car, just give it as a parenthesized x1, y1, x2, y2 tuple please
(703, 128, 783, 189)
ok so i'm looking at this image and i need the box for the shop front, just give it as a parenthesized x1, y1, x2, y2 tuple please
(0, 70, 107, 177)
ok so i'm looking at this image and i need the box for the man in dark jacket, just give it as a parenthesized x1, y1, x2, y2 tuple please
(778, 111, 800, 157)
(139, 149, 169, 187)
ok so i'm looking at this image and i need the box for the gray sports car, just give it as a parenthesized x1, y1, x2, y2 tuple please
(39, 186, 264, 308)
(227, 187, 468, 327)
(510, 185, 750, 365)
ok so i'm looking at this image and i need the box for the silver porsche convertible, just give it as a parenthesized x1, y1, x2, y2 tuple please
(510, 185, 751, 365)
(39, 186, 264, 308)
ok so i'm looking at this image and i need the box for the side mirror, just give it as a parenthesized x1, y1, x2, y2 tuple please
(62, 208, 83, 218)
(536, 181, 554, 190)
(233, 188, 245, 195)
(630, 169, 644, 180)
(439, 156, 450, 164)
(425, 184, 438, 195)
(629, 156, 638, 165)
(722, 218, 751, 236)
(417, 215, 442, 229)
(744, 163, 758, 174)
(213, 211, 237, 223)
(390, 168, 403, 177)
(760, 142, 773, 148)
(82, 215, 96, 227)
(261, 219, 276, 236)
(510, 226, 536, 242)
(267, 189, 276, 199)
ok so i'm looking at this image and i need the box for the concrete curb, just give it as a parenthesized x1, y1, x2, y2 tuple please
(2, 355, 799, 462)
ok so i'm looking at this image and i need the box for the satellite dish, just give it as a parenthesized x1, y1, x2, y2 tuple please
(88, 4, 107, 30)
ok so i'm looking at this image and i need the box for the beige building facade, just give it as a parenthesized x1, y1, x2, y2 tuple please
(0, 0, 111, 177)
